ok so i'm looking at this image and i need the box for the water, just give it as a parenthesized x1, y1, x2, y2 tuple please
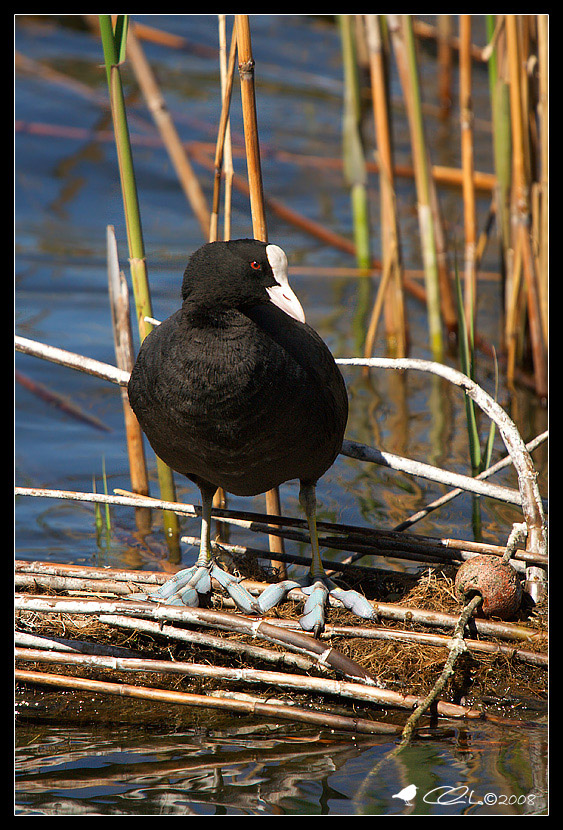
(15, 15, 548, 815)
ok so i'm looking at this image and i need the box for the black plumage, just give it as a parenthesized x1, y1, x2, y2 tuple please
(128, 238, 351, 631)
(128, 238, 347, 499)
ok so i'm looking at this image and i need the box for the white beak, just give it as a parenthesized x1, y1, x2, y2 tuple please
(265, 244, 306, 324)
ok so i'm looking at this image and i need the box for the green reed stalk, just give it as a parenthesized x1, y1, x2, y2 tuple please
(99, 15, 180, 551)
(459, 15, 477, 338)
(339, 15, 371, 270)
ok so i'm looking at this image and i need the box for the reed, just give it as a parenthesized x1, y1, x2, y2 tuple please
(98, 15, 180, 550)
(437, 15, 453, 119)
(125, 23, 210, 236)
(235, 14, 286, 575)
(363, 14, 407, 359)
(459, 15, 477, 333)
(387, 14, 444, 362)
(338, 15, 371, 270)
(106, 224, 151, 534)
(504, 15, 547, 399)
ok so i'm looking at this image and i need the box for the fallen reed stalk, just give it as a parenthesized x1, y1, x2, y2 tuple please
(209, 20, 237, 243)
(392, 430, 548, 532)
(14, 669, 402, 736)
(15, 646, 481, 719)
(14, 561, 546, 667)
(338, 357, 547, 562)
(98, 613, 319, 673)
(16, 483, 544, 576)
(14, 593, 375, 685)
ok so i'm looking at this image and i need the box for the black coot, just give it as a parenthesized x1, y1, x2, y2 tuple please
(128, 239, 359, 633)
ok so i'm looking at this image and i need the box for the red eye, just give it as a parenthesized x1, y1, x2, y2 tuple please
(250, 260, 262, 270)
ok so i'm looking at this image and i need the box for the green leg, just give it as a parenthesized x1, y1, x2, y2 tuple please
(196, 484, 216, 568)
(299, 483, 326, 582)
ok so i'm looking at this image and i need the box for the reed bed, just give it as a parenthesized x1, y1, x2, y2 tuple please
(15, 15, 548, 738)
(15, 557, 546, 734)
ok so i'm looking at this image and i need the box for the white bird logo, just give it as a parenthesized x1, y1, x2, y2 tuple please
(392, 784, 417, 806)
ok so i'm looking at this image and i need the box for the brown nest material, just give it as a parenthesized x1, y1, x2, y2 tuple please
(15, 559, 547, 731)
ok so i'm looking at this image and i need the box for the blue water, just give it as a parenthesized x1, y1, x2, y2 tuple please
(15, 14, 547, 815)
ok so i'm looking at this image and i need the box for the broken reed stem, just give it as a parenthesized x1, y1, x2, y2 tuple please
(218, 15, 235, 242)
(396, 593, 483, 751)
(14, 593, 373, 685)
(209, 21, 237, 243)
(15, 568, 542, 646)
(98, 613, 318, 672)
(106, 225, 151, 534)
(14, 571, 546, 667)
(392, 430, 548, 533)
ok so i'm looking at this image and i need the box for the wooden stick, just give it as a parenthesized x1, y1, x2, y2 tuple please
(98, 613, 319, 673)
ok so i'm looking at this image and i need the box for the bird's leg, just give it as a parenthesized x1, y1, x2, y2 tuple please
(195, 483, 215, 567)
(297, 483, 331, 635)
(144, 483, 261, 613)
(297, 482, 375, 636)
(299, 483, 326, 582)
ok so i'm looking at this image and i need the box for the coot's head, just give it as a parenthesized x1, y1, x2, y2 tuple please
(181, 239, 305, 323)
